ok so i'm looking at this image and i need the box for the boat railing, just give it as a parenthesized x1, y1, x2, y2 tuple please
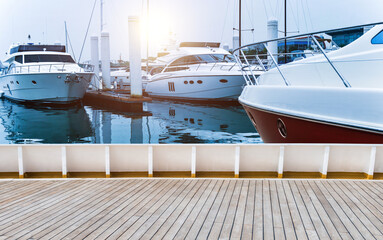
(2, 63, 94, 75)
(233, 22, 383, 87)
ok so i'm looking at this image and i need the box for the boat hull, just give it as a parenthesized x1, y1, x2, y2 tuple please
(0, 72, 93, 104)
(242, 104, 383, 143)
(145, 74, 246, 101)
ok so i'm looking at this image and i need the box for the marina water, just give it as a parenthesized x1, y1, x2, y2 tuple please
(0, 99, 261, 144)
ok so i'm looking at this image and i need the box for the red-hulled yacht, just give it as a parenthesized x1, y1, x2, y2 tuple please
(236, 23, 383, 143)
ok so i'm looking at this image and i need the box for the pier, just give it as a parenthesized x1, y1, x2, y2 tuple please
(0, 178, 382, 239)
(84, 90, 152, 112)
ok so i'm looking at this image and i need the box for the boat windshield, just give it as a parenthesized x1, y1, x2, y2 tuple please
(169, 54, 235, 66)
(24, 54, 75, 63)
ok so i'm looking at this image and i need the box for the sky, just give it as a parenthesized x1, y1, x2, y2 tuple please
(0, 0, 382, 62)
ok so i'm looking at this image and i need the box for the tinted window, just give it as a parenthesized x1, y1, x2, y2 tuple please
(24, 55, 75, 63)
(170, 56, 200, 66)
(15, 56, 23, 63)
(195, 54, 216, 63)
(211, 54, 235, 63)
(371, 30, 383, 44)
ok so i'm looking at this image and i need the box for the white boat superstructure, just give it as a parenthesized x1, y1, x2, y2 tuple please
(145, 42, 263, 101)
(0, 44, 94, 104)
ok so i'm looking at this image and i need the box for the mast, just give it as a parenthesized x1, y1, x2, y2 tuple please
(65, 21, 68, 53)
(146, 0, 149, 74)
(239, 0, 241, 47)
(284, 0, 287, 63)
(100, 0, 104, 32)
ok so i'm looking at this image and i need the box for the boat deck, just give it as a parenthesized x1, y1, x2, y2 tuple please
(0, 178, 382, 239)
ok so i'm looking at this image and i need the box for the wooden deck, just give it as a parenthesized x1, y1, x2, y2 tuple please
(0, 178, 382, 239)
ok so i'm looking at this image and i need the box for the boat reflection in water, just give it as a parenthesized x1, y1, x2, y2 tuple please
(0, 99, 260, 144)
(145, 100, 260, 143)
(0, 99, 93, 143)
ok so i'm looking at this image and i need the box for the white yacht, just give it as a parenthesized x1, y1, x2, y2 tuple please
(145, 42, 263, 101)
(237, 23, 383, 143)
(0, 44, 94, 104)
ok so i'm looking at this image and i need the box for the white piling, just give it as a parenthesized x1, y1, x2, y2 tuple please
(101, 32, 111, 89)
(128, 16, 142, 97)
(90, 36, 100, 89)
(267, 19, 278, 63)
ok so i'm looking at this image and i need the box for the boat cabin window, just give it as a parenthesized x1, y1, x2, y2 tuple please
(24, 54, 75, 63)
(169, 56, 200, 66)
(195, 54, 216, 63)
(210, 54, 235, 62)
(15, 56, 23, 64)
(371, 30, 383, 44)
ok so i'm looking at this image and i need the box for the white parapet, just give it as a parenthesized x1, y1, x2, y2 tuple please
(267, 19, 278, 62)
(101, 32, 111, 89)
(129, 16, 142, 97)
(90, 36, 100, 89)
(1, 144, 383, 179)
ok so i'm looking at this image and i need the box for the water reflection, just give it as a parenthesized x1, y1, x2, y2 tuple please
(0, 99, 261, 144)
(0, 99, 93, 143)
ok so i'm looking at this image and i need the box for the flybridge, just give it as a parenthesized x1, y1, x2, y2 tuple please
(179, 42, 221, 48)
(10, 44, 66, 55)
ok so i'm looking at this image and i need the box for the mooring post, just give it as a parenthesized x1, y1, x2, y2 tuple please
(129, 16, 143, 97)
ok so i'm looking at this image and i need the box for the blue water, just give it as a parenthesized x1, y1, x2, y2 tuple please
(0, 99, 261, 144)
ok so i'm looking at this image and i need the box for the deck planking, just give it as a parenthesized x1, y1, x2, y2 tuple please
(0, 178, 382, 239)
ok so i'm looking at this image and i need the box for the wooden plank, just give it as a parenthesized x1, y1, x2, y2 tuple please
(0, 180, 96, 235)
(220, 180, 249, 239)
(301, 180, 341, 239)
(350, 181, 383, 216)
(269, 180, 285, 240)
(293, 181, 328, 239)
(67, 179, 169, 240)
(137, 179, 206, 239)
(193, 180, 231, 239)
(67, 180, 185, 239)
(322, 181, 375, 239)
(101, 180, 179, 239)
(174, 180, 223, 239)
(149, 180, 212, 240)
(164, 180, 218, 239)
(253, 180, 263, 240)
(207, 180, 239, 239)
(306, 181, 349, 236)
(120, 179, 195, 240)
(333, 181, 383, 238)
(313, 180, 361, 240)
(22, 179, 146, 239)
(9, 179, 134, 239)
(263, 180, 274, 239)
(241, 180, 255, 240)
(230, 180, 249, 239)
(281, 181, 308, 240)
(356, 181, 383, 206)
(275, 180, 297, 240)
(0, 180, 66, 210)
